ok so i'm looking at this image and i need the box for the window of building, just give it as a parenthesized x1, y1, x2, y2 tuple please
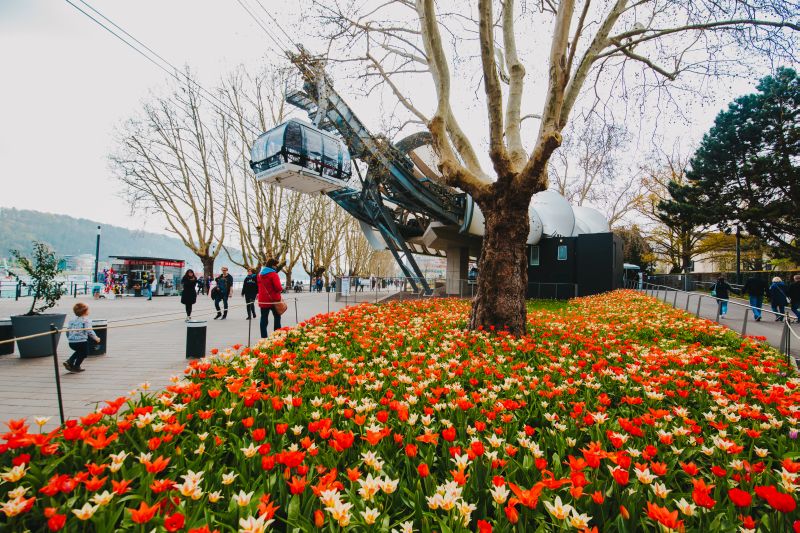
(529, 246, 540, 266)
(557, 245, 568, 261)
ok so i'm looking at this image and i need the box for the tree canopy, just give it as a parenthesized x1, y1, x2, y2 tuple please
(663, 68, 799, 262)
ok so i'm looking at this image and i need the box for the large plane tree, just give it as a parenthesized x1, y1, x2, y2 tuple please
(316, 0, 798, 335)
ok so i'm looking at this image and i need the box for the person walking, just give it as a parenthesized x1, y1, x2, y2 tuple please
(257, 258, 284, 337)
(712, 275, 734, 318)
(64, 302, 100, 373)
(242, 267, 259, 320)
(181, 269, 198, 320)
(788, 274, 800, 323)
(742, 274, 768, 321)
(768, 276, 789, 321)
(212, 267, 234, 320)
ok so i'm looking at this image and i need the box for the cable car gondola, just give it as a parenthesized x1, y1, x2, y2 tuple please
(249, 119, 352, 194)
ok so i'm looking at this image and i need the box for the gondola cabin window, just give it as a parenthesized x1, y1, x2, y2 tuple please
(249, 119, 352, 194)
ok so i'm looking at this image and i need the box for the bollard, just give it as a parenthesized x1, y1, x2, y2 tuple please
(0, 318, 13, 356)
(50, 324, 65, 425)
(185, 320, 207, 359)
(91, 319, 108, 356)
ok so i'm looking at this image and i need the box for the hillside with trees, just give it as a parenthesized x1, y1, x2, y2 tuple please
(0, 208, 195, 261)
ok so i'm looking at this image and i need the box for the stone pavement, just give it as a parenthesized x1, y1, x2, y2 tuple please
(646, 287, 800, 360)
(0, 289, 396, 430)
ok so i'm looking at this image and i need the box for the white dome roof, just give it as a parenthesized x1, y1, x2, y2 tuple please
(527, 202, 544, 244)
(532, 190, 575, 237)
(572, 206, 610, 234)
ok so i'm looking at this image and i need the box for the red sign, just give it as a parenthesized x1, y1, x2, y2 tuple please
(123, 259, 185, 267)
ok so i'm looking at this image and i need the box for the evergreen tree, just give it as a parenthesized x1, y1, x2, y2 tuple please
(665, 68, 799, 262)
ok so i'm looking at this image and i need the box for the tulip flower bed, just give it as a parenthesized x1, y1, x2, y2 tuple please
(2, 290, 800, 532)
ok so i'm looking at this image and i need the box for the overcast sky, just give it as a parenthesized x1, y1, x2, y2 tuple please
(0, 0, 298, 234)
(0, 0, 767, 235)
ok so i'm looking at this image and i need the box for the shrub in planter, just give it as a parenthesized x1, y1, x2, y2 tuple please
(9, 242, 66, 358)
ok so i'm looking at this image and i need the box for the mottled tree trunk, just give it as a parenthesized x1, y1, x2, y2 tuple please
(469, 193, 530, 336)
(200, 256, 215, 281)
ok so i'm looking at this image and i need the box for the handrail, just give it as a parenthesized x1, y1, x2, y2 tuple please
(629, 280, 797, 363)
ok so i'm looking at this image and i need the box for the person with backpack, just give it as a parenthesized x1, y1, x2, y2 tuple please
(241, 267, 259, 320)
(768, 276, 789, 322)
(711, 275, 735, 319)
(212, 267, 234, 320)
(742, 275, 768, 321)
(257, 258, 284, 337)
(788, 274, 800, 323)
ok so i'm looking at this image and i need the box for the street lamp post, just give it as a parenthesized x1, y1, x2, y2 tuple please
(735, 225, 741, 285)
(309, 234, 314, 293)
(93, 226, 101, 283)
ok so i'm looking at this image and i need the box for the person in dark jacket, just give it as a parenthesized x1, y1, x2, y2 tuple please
(742, 275, 768, 321)
(788, 274, 800, 323)
(257, 258, 284, 338)
(712, 275, 735, 318)
(213, 267, 234, 320)
(241, 267, 259, 320)
(769, 276, 789, 322)
(181, 270, 198, 319)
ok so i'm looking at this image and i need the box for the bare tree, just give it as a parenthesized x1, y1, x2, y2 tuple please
(217, 68, 307, 282)
(550, 117, 642, 227)
(315, 0, 797, 334)
(337, 218, 375, 276)
(111, 73, 227, 279)
(636, 149, 710, 273)
(302, 196, 349, 283)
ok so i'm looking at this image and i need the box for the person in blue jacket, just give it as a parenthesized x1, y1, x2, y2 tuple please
(768, 276, 789, 322)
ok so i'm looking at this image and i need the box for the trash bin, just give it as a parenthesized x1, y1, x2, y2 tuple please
(186, 320, 207, 359)
(90, 319, 108, 356)
(0, 318, 13, 356)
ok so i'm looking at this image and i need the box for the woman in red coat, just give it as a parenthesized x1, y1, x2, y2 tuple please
(257, 258, 284, 338)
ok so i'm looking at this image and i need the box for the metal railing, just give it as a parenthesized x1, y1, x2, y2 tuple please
(627, 280, 798, 362)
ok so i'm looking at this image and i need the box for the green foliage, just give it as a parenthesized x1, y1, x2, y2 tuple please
(10, 242, 65, 315)
(664, 68, 800, 262)
(615, 225, 656, 271)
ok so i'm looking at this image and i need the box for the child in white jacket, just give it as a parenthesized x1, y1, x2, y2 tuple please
(64, 302, 100, 373)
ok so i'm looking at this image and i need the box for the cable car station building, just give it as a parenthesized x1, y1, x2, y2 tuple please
(249, 53, 623, 298)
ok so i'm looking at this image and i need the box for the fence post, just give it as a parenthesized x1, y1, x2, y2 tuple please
(779, 322, 791, 361)
(696, 296, 702, 317)
(247, 302, 252, 347)
(49, 324, 65, 425)
(715, 299, 720, 322)
(673, 290, 678, 308)
(741, 308, 748, 336)
(294, 298, 299, 324)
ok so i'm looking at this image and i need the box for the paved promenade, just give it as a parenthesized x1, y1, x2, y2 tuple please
(645, 288, 800, 360)
(0, 289, 394, 429)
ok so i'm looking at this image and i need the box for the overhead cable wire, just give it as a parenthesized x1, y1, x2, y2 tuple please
(64, 0, 262, 137)
(252, 0, 300, 49)
(234, 0, 292, 58)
